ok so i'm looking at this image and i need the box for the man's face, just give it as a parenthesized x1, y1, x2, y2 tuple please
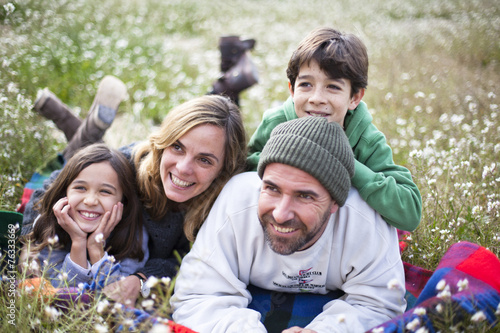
(258, 163, 339, 255)
(289, 59, 364, 128)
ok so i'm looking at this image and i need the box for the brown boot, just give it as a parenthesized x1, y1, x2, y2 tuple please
(211, 52, 259, 106)
(63, 76, 128, 160)
(219, 36, 256, 72)
(33, 88, 82, 141)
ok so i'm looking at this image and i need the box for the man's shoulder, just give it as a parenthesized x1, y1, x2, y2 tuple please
(341, 188, 395, 231)
(225, 171, 261, 187)
(217, 172, 261, 210)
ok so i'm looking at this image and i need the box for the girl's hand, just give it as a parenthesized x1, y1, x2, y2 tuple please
(53, 197, 88, 268)
(87, 202, 123, 264)
(53, 197, 87, 242)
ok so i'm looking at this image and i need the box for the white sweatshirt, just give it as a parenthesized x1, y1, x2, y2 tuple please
(171, 172, 406, 333)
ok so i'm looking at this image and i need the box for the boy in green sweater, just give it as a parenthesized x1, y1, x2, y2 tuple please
(247, 27, 422, 231)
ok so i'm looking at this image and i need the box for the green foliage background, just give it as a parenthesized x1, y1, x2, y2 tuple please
(0, 0, 499, 331)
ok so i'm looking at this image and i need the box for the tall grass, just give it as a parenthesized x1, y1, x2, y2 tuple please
(1, 0, 499, 331)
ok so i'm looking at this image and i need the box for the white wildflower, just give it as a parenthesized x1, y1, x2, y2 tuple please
(471, 311, 486, 322)
(406, 318, 420, 331)
(413, 307, 426, 316)
(150, 324, 172, 333)
(122, 318, 134, 327)
(161, 277, 171, 285)
(24, 284, 35, 294)
(437, 285, 451, 299)
(145, 276, 159, 289)
(44, 305, 60, 321)
(3, 3, 15, 16)
(57, 272, 68, 282)
(96, 299, 110, 314)
(141, 299, 155, 311)
(457, 279, 469, 291)
(94, 233, 104, 244)
(112, 302, 123, 314)
(94, 323, 108, 333)
(415, 328, 429, 333)
(387, 278, 401, 290)
(48, 235, 59, 246)
(28, 259, 40, 272)
(108, 255, 116, 263)
(436, 279, 447, 291)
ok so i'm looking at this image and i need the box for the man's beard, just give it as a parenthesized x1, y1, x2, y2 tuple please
(259, 206, 332, 255)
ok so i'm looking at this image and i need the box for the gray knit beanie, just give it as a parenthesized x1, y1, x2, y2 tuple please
(257, 117, 355, 206)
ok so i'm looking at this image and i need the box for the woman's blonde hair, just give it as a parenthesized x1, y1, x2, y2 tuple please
(134, 95, 247, 241)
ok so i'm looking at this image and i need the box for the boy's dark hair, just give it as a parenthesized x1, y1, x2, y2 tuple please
(286, 27, 368, 96)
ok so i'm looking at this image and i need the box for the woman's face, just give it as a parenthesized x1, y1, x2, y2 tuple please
(160, 124, 226, 203)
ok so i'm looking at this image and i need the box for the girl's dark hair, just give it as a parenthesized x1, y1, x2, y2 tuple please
(26, 143, 144, 261)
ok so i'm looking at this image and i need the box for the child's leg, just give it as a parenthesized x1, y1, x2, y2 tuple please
(33, 89, 82, 141)
(209, 36, 258, 106)
(63, 76, 128, 160)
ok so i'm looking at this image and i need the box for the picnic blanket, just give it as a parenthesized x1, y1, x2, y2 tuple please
(368, 241, 500, 332)
(17, 153, 64, 214)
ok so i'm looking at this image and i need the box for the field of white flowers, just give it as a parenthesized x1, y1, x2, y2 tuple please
(1, 0, 499, 331)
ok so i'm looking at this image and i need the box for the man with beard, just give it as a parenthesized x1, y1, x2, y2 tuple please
(171, 117, 406, 333)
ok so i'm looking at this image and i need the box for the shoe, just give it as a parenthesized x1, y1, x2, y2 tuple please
(211, 52, 259, 105)
(86, 75, 128, 131)
(33, 88, 82, 141)
(63, 75, 128, 160)
(219, 36, 256, 72)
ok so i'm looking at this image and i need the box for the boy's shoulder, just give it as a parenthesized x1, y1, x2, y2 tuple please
(262, 97, 297, 123)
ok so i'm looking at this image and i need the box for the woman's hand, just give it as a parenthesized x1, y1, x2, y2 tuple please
(87, 202, 123, 264)
(53, 197, 87, 268)
(103, 274, 141, 306)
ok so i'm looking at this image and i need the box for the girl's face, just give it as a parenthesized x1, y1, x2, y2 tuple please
(160, 124, 225, 203)
(66, 162, 123, 233)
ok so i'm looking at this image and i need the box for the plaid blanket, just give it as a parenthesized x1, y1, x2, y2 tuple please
(368, 241, 500, 332)
(17, 154, 64, 214)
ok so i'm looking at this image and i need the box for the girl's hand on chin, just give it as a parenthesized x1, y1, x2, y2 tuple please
(87, 202, 123, 263)
(53, 197, 87, 242)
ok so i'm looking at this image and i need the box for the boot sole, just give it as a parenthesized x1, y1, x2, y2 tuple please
(89, 75, 128, 130)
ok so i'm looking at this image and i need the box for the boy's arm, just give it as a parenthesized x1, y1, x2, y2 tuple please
(352, 129, 422, 231)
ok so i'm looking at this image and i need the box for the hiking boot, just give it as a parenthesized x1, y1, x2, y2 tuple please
(63, 75, 128, 160)
(33, 88, 82, 141)
(219, 36, 256, 72)
(211, 52, 259, 106)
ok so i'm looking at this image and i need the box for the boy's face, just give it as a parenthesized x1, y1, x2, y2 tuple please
(289, 60, 364, 127)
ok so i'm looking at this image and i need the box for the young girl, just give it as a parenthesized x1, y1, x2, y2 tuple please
(20, 143, 148, 288)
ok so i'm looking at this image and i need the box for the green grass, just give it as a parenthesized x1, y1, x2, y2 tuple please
(1, 0, 499, 331)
